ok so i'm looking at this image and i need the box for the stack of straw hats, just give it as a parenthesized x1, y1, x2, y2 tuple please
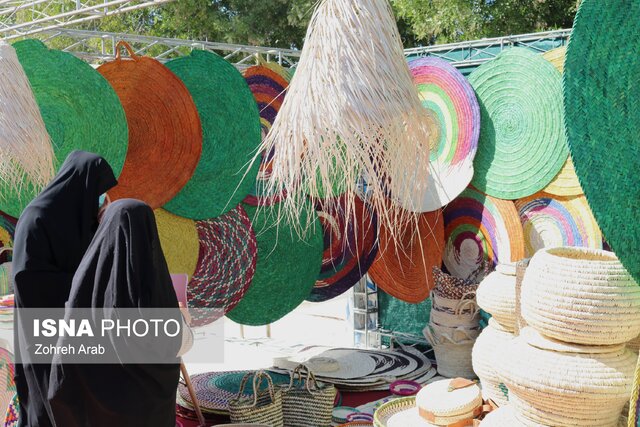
(473, 263, 518, 406)
(493, 247, 640, 426)
(423, 267, 482, 379)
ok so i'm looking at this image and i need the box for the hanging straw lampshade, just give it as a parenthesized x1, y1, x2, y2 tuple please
(0, 42, 55, 217)
(254, 0, 433, 238)
(98, 42, 202, 209)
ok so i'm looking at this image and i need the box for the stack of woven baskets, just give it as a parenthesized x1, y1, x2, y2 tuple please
(473, 262, 518, 406)
(492, 247, 640, 427)
(423, 267, 482, 379)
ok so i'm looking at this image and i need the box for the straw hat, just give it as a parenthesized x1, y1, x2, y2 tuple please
(0, 212, 15, 265)
(374, 379, 482, 427)
(407, 57, 480, 212)
(521, 247, 640, 345)
(563, 0, 640, 285)
(368, 210, 444, 303)
(164, 50, 261, 219)
(444, 187, 524, 280)
(500, 327, 635, 427)
(515, 194, 602, 258)
(242, 62, 291, 207)
(11, 39, 128, 218)
(476, 263, 517, 331)
(468, 48, 568, 200)
(308, 195, 379, 302)
(226, 203, 323, 326)
(99, 42, 202, 209)
(472, 319, 514, 407)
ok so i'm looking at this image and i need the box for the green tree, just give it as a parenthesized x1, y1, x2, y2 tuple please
(392, 0, 580, 44)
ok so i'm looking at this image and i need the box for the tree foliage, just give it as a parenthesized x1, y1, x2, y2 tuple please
(16, 0, 579, 49)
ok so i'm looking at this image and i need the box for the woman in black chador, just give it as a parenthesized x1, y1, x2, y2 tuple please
(48, 199, 182, 427)
(12, 151, 116, 427)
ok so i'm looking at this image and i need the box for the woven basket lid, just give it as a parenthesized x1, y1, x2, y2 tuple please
(153, 209, 199, 279)
(468, 47, 568, 200)
(243, 63, 291, 206)
(407, 57, 480, 211)
(0, 212, 16, 265)
(563, 0, 640, 285)
(225, 203, 323, 325)
(308, 195, 379, 302)
(480, 405, 518, 426)
(98, 42, 202, 209)
(515, 194, 603, 258)
(368, 210, 444, 303)
(9, 39, 128, 217)
(187, 204, 257, 326)
(178, 370, 289, 414)
(417, 379, 482, 420)
(443, 186, 524, 280)
(163, 50, 261, 219)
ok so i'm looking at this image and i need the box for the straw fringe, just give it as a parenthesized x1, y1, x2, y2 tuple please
(0, 42, 54, 200)
(254, 0, 433, 241)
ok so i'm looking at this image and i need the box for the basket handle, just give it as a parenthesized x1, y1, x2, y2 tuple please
(0, 247, 12, 258)
(115, 41, 138, 61)
(454, 293, 478, 316)
(287, 364, 320, 394)
(248, 370, 275, 408)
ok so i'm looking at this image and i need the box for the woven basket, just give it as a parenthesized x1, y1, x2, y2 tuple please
(479, 405, 520, 426)
(627, 334, 640, 353)
(500, 327, 635, 427)
(521, 247, 640, 345)
(229, 371, 284, 427)
(476, 263, 517, 331)
(430, 292, 480, 330)
(424, 325, 477, 379)
(281, 365, 336, 427)
(373, 396, 416, 427)
(472, 319, 514, 407)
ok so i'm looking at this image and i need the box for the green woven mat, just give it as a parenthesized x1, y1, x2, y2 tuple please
(226, 204, 324, 325)
(564, 0, 640, 285)
(164, 50, 261, 219)
(468, 47, 568, 200)
(3, 39, 128, 218)
(378, 289, 431, 338)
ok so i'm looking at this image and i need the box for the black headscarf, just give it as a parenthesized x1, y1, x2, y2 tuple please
(12, 150, 117, 427)
(48, 199, 180, 427)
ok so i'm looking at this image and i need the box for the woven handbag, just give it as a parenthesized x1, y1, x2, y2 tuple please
(229, 370, 284, 427)
(281, 364, 336, 427)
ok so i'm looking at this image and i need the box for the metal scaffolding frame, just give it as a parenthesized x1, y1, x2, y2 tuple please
(34, 27, 570, 69)
(37, 27, 302, 67)
(0, 0, 175, 40)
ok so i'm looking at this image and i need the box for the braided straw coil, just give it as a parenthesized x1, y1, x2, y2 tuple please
(0, 42, 54, 217)
(476, 263, 517, 331)
(164, 50, 261, 219)
(468, 48, 568, 200)
(153, 209, 199, 279)
(472, 319, 514, 407)
(444, 186, 524, 280)
(627, 334, 640, 353)
(521, 247, 640, 345)
(368, 210, 444, 303)
(501, 327, 635, 427)
(99, 41, 202, 209)
(563, 0, 640, 286)
(10, 39, 127, 218)
(515, 194, 602, 258)
(407, 56, 480, 211)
